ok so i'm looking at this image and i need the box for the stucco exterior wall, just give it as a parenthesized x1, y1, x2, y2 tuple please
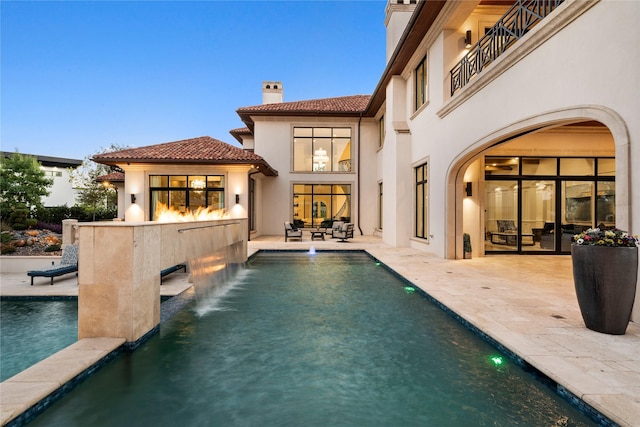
(119, 164, 251, 223)
(252, 116, 379, 236)
(381, 0, 638, 260)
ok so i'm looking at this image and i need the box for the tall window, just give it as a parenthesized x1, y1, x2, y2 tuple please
(293, 127, 351, 172)
(150, 175, 225, 220)
(415, 163, 428, 239)
(379, 115, 385, 148)
(378, 182, 383, 230)
(415, 56, 428, 111)
(293, 184, 351, 228)
(249, 177, 255, 231)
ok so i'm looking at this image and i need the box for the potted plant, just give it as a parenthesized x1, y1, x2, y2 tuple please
(571, 227, 639, 334)
(463, 233, 472, 259)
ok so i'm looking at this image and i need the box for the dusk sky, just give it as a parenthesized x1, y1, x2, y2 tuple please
(1, 0, 387, 161)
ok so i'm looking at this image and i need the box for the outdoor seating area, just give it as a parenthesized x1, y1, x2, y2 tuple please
(283, 220, 355, 242)
(27, 244, 78, 286)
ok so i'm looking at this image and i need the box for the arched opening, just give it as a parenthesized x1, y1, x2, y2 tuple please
(448, 106, 631, 260)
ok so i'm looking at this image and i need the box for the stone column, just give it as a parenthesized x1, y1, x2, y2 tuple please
(62, 219, 78, 247)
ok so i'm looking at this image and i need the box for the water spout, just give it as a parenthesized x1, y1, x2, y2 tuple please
(182, 222, 246, 316)
(308, 246, 316, 255)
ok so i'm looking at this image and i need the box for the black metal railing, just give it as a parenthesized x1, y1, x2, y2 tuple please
(450, 0, 564, 95)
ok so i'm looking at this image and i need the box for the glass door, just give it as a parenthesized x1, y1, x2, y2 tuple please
(485, 180, 519, 252)
(562, 181, 595, 253)
(522, 180, 555, 252)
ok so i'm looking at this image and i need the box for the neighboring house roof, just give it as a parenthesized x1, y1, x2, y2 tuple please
(229, 127, 252, 145)
(236, 95, 370, 132)
(1, 151, 83, 168)
(92, 136, 278, 176)
(96, 171, 125, 183)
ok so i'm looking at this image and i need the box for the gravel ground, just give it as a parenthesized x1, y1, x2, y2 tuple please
(1, 230, 63, 256)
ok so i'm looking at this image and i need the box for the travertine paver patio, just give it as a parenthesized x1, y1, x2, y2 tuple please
(1, 233, 639, 426)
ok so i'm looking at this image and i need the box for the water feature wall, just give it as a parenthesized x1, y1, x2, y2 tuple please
(76, 218, 247, 344)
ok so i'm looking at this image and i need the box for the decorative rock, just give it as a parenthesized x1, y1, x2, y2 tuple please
(25, 230, 40, 237)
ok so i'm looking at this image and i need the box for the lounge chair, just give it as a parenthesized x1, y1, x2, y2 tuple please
(284, 221, 302, 242)
(27, 244, 78, 286)
(160, 264, 187, 284)
(333, 223, 354, 242)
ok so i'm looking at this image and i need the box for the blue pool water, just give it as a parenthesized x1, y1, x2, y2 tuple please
(29, 252, 595, 426)
(0, 300, 78, 381)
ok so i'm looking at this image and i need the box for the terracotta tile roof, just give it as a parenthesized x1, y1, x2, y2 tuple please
(96, 171, 125, 182)
(229, 127, 251, 144)
(92, 136, 278, 176)
(236, 95, 371, 132)
(237, 94, 370, 115)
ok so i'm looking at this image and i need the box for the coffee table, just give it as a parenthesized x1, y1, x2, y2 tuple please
(310, 229, 325, 240)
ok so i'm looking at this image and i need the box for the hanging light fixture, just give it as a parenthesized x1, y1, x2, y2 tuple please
(313, 148, 330, 171)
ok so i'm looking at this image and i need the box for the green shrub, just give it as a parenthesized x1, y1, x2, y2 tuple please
(463, 233, 472, 253)
(45, 244, 62, 252)
(0, 232, 12, 243)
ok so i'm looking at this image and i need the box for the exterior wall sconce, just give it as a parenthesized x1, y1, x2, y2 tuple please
(130, 194, 137, 204)
(464, 30, 472, 48)
(235, 194, 240, 204)
(464, 182, 472, 197)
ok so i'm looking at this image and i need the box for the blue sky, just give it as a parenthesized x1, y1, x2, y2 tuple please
(1, 0, 386, 160)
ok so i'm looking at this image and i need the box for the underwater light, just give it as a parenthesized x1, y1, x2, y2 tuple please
(375, 262, 381, 266)
(491, 356, 504, 367)
(404, 286, 415, 294)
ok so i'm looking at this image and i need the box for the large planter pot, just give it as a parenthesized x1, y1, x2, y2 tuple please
(571, 245, 638, 334)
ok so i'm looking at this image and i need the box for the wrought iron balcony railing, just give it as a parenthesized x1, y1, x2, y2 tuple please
(450, 0, 565, 95)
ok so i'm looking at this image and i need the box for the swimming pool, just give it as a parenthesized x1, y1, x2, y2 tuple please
(28, 252, 596, 426)
(0, 300, 78, 382)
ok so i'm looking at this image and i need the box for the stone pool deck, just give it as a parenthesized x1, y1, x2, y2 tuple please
(1, 234, 639, 426)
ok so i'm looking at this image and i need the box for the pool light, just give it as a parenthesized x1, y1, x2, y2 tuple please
(490, 356, 504, 367)
(404, 286, 415, 294)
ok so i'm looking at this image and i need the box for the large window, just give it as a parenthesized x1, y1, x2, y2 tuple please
(415, 56, 427, 111)
(484, 156, 615, 253)
(249, 177, 256, 231)
(293, 127, 351, 172)
(293, 184, 351, 228)
(150, 175, 225, 220)
(415, 163, 428, 239)
(378, 181, 383, 230)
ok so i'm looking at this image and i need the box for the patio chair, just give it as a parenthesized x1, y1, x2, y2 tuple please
(330, 221, 344, 238)
(333, 223, 354, 242)
(27, 244, 78, 286)
(284, 221, 302, 242)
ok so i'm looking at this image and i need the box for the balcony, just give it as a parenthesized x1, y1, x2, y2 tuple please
(450, 0, 565, 96)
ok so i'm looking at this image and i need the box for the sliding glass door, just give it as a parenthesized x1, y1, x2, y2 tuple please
(484, 156, 614, 254)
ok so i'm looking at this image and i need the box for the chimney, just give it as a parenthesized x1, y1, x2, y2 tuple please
(262, 81, 283, 104)
(385, 0, 418, 63)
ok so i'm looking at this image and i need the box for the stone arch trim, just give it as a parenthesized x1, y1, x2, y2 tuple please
(445, 105, 631, 259)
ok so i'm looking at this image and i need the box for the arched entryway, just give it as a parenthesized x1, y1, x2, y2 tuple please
(447, 106, 632, 260)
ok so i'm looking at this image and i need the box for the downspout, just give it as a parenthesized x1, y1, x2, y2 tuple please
(357, 113, 363, 236)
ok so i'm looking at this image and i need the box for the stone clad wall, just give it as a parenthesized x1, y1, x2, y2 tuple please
(77, 219, 247, 343)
